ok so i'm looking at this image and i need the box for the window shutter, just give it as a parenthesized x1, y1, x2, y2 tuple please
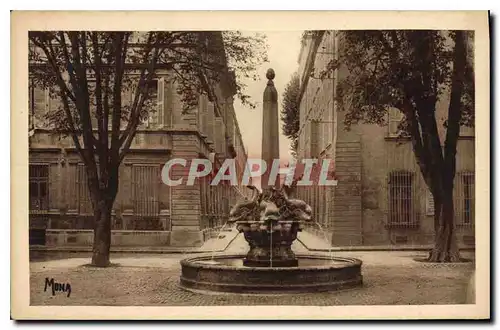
(29, 84, 33, 129)
(33, 87, 46, 114)
(200, 96, 208, 135)
(32, 87, 48, 128)
(156, 77, 165, 128)
(198, 95, 204, 133)
(310, 120, 319, 158)
(388, 108, 403, 136)
(77, 164, 92, 214)
(165, 79, 173, 128)
(131, 165, 136, 215)
(44, 88, 51, 113)
(126, 83, 138, 130)
(118, 88, 131, 131)
(76, 165, 80, 211)
(87, 81, 98, 130)
(67, 164, 78, 212)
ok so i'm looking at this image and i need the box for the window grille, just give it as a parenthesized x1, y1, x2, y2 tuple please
(388, 171, 418, 227)
(131, 164, 161, 230)
(456, 171, 475, 226)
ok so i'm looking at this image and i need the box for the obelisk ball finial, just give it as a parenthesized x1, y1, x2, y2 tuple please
(266, 68, 275, 80)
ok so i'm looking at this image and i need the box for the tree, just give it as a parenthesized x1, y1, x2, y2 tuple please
(29, 31, 268, 267)
(281, 73, 301, 158)
(321, 30, 474, 262)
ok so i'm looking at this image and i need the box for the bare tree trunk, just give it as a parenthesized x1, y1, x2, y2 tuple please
(433, 195, 442, 234)
(428, 191, 460, 262)
(90, 168, 119, 267)
(91, 198, 113, 267)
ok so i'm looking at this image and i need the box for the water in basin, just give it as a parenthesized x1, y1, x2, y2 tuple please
(194, 257, 351, 268)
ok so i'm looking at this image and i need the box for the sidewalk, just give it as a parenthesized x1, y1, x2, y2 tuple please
(297, 230, 475, 252)
(29, 230, 474, 254)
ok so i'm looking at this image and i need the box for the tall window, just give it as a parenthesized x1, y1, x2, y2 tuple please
(29, 86, 50, 129)
(29, 164, 49, 212)
(143, 79, 158, 127)
(131, 164, 161, 230)
(388, 171, 417, 226)
(388, 108, 404, 137)
(29, 81, 34, 129)
(77, 164, 93, 215)
(139, 78, 165, 128)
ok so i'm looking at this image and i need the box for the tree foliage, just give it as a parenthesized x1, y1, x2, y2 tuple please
(330, 30, 474, 132)
(29, 31, 268, 129)
(320, 30, 474, 262)
(280, 73, 301, 157)
(28, 31, 268, 266)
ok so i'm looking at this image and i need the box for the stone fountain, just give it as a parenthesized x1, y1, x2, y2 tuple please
(234, 186, 310, 268)
(179, 69, 363, 294)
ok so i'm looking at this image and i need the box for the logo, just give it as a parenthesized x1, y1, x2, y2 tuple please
(160, 158, 337, 187)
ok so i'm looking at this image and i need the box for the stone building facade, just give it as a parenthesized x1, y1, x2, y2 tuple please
(295, 31, 475, 247)
(28, 33, 251, 247)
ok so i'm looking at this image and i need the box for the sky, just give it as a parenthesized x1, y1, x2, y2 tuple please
(232, 31, 303, 169)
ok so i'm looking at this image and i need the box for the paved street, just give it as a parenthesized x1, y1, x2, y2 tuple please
(30, 244, 475, 306)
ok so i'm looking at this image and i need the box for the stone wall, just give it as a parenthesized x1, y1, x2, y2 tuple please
(331, 140, 363, 246)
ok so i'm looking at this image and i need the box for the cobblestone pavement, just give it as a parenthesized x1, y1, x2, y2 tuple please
(30, 251, 475, 306)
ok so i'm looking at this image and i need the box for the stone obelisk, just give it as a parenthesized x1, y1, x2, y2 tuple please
(261, 69, 280, 189)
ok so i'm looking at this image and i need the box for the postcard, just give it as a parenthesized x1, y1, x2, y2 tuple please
(11, 10, 490, 320)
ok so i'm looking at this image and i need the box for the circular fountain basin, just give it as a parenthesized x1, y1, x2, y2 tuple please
(180, 254, 363, 294)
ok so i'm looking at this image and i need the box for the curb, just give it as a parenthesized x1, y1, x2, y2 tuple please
(30, 230, 242, 255)
(296, 238, 476, 252)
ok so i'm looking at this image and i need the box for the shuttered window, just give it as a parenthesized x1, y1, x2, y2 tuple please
(388, 108, 404, 137)
(310, 120, 319, 158)
(29, 164, 50, 212)
(29, 87, 49, 128)
(77, 164, 93, 215)
(155, 77, 165, 127)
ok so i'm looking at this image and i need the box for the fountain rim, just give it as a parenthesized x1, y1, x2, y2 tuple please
(180, 254, 363, 271)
